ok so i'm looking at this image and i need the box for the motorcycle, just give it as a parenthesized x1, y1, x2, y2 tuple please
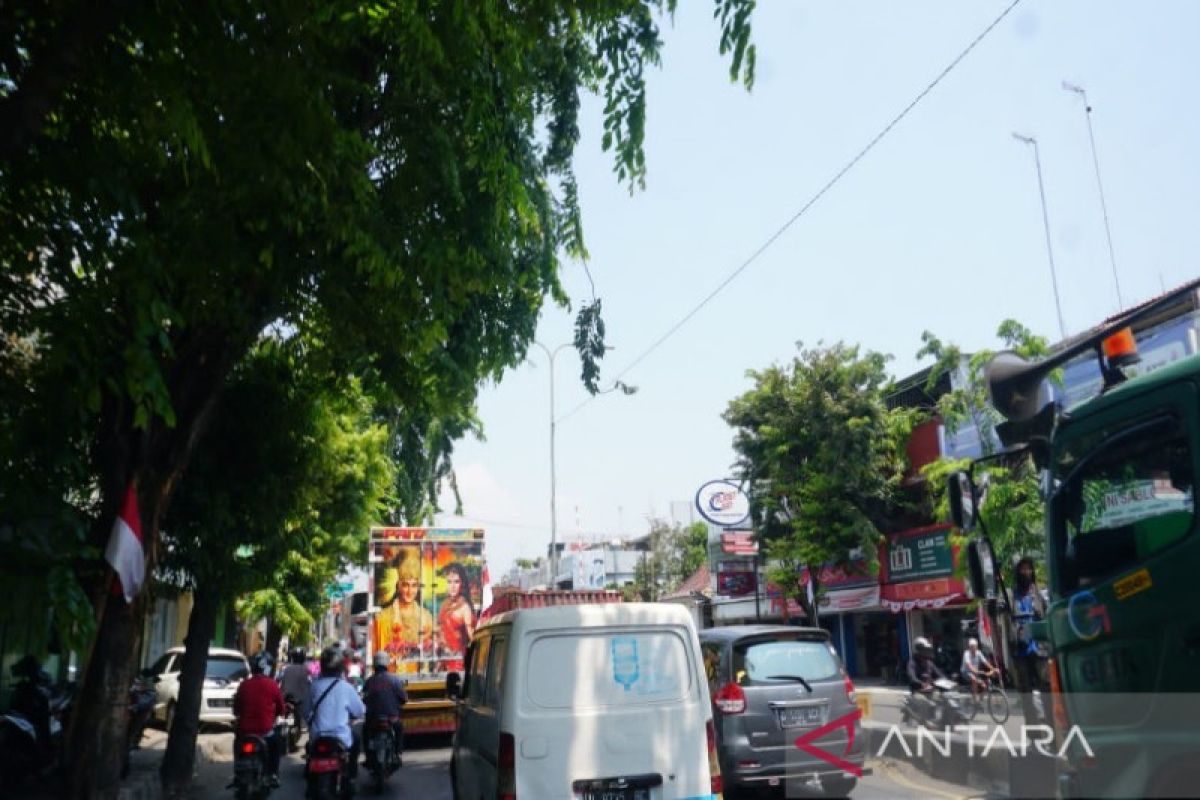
(284, 695, 303, 753)
(0, 666, 72, 787)
(122, 670, 158, 778)
(363, 716, 401, 792)
(306, 735, 353, 799)
(901, 677, 971, 728)
(231, 733, 275, 800)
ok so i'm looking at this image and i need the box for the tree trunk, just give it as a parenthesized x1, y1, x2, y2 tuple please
(264, 616, 283, 662)
(65, 588, 145, 799)
(160, 583, 219, 799)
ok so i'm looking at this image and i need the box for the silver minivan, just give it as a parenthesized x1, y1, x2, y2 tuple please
(699, 626, 866, 798)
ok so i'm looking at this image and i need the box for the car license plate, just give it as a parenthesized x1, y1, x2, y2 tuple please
(208, 698, 233, 708)
(777, 706, 823, 728)
(578, 791, 650, 800)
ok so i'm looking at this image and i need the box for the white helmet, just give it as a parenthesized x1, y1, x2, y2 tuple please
(372, 651, 390, 670)
(913, 636, 933, 655)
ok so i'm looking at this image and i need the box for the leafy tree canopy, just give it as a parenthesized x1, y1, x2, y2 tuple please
(724, 342, 921, 620)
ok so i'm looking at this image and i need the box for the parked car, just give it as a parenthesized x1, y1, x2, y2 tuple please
(147, 647, 250, 729)
(448, 602, 722, 800)
(699, 625, 866, 798)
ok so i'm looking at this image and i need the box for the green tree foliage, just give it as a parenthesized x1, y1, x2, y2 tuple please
(918, 320, 1055, 576)
(156, 342, 392, 794)
(629, 519, 709, 600)
(724, 343, 921, 621)
(1, 5, 756, 794)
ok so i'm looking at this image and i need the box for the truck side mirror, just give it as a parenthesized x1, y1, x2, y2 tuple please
(948, 471, 977, 532)
(445, 671, 462, 700)
(966, 538, 998, 601)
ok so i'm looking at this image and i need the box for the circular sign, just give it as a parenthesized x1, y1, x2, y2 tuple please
(695, 480, 750, 527)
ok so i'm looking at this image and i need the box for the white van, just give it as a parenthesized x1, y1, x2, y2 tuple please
(448, 602, 722, 800)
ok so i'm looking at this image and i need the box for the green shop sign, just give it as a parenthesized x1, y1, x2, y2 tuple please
(887, 528, 953, 582)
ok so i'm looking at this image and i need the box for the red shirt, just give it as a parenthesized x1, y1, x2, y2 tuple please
(233, 674, 285, 736)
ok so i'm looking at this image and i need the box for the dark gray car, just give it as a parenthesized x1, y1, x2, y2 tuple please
(699, 626, 866, 798)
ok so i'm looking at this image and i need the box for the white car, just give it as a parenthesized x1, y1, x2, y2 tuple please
(148, 647, 250, 728)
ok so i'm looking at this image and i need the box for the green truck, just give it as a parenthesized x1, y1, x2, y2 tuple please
(949, 279, 1200, 798)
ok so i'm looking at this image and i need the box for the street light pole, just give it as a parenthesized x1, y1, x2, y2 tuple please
(1012, 132, 1068, 340)
(1063, 81, 1124, 310)
(532, 340, 573, 588)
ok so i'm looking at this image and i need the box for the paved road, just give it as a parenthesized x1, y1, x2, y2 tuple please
(188, 731, 981, 800)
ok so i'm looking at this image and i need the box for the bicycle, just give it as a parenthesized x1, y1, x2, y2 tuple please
(963, 671, 1010, 724)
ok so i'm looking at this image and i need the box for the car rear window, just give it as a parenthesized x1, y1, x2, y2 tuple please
(733, 639, 840, 685)
(207, 656, 249, 681)
(526, 630, 693, 708)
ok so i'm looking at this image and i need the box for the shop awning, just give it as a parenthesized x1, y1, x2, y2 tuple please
(879, 577, 968, 612)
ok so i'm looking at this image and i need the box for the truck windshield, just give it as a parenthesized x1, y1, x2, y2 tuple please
(1053, 416, 1194, 592)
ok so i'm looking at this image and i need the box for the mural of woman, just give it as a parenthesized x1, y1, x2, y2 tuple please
(437, 562, 476, 657)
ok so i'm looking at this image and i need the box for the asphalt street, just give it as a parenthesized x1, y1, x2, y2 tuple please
(186, 730, 984, 800)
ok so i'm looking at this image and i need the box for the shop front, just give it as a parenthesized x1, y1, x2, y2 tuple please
(880, 524, 969, 674)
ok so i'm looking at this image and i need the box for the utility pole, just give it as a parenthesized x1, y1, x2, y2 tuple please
(1013, 132, 1068, 340)
(531, 341, 573, 589)
(1063, 82, 1124, 310)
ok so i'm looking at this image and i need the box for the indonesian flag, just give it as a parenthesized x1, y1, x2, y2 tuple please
(105, 483, 145, 603)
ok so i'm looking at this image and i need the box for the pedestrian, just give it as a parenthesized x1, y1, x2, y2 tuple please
(1008, 556, 1048, 721)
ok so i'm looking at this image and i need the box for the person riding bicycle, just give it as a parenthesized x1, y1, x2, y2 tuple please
(362, 651, 408, 767)
(233, 652, 285, 787)
(960, 637, 999, 700)
(305, 646, 365, 777)
(906, 636, 945, 723)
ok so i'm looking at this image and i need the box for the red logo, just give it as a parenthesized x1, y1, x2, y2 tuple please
(793, 708, 863, 777)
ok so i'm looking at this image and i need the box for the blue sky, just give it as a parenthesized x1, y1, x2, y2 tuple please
(435, 1, 1200, 578)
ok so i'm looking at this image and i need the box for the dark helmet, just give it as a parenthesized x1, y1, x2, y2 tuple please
(289, 647, 307, 665)
(11, 654, 40, 679)
(319, 646, 344, 677)
(250, 652, 273, 675)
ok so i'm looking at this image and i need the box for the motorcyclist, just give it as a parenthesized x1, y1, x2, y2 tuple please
(362, 651, 407, 768)
(233, 652, 285, 787)
(305, 646, 365, 777)
(277, 647, 312, 735)
(9, 655, 52, 762)
(906, 636, 945, 723)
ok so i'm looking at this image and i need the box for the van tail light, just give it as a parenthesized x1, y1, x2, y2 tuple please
(1047, 657, 1070, 735)
(706, 719, 723, 797)
(713, 682, 746, 714)
(843, 673, 857, 704)
(498, 731, 516, 800)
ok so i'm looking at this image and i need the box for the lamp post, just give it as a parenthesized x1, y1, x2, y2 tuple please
(531, 340, 573, 588)
(1063, 81, 1124, 310)
(1012, 132, 1068, 340)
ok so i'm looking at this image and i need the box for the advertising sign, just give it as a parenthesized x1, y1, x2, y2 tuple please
(695, 480, 750, 527)
(369, 527, 484, 675)
(717, 560, 757, 596)
(883, 527, 954, 583)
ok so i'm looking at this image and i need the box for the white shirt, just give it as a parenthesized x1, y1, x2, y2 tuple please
(962, 649, 989, 672)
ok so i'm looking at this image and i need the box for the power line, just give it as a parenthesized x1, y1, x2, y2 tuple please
(557, 0, 1023, 425)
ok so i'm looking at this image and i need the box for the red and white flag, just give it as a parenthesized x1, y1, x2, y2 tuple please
(105, 483, 145, 603)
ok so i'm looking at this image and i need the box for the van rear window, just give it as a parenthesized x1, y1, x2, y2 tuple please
(526, 630, 693, 708)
